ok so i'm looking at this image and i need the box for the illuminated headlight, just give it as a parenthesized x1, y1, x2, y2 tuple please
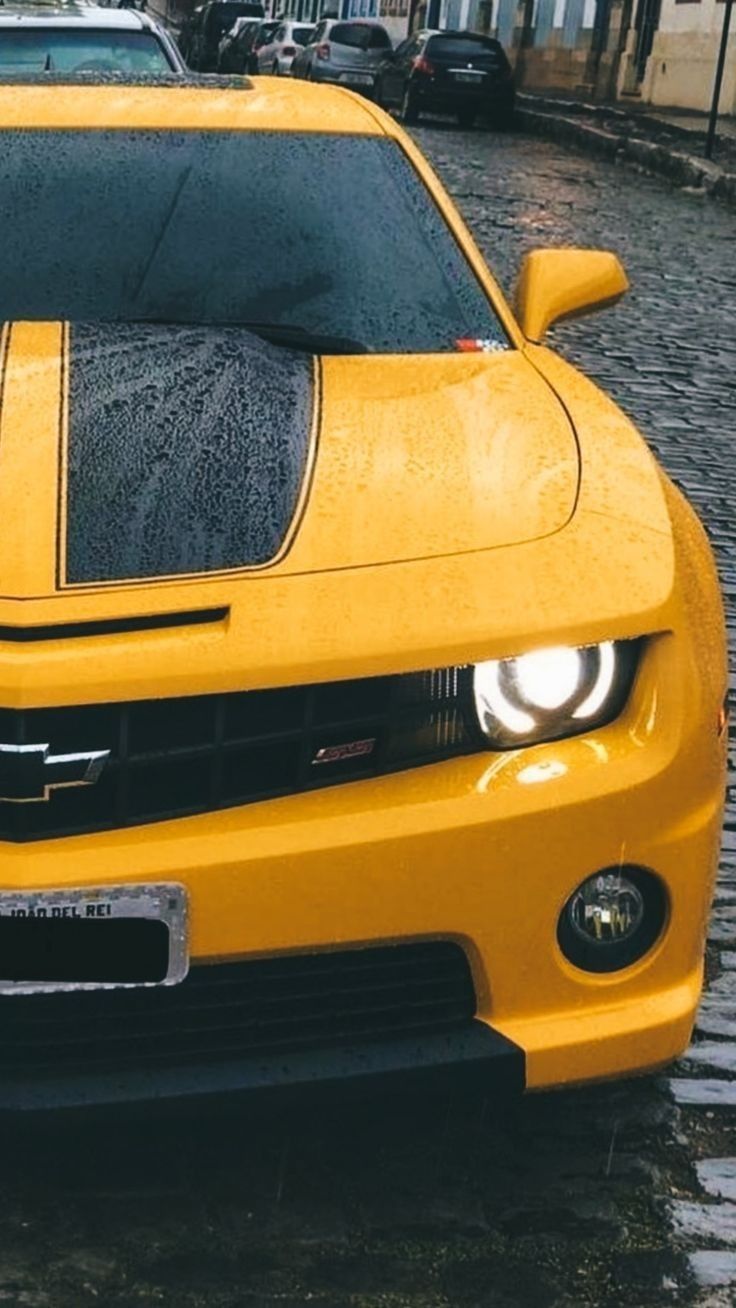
(473, 640, 640, 749)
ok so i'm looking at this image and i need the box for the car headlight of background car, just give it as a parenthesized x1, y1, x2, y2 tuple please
(472, 640, 641, 750)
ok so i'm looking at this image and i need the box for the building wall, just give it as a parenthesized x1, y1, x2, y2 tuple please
(638, 0, 736, 112)
(512, 0, 736, 110)
(489, 0, 616, 96)
(380, 10, 409, 39)
(379, 0, 410, 43)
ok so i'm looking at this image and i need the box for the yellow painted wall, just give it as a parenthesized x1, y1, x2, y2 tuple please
(642, 30, 736, 114)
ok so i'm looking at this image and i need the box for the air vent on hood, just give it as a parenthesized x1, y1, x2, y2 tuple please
(0, 608, 228, 642)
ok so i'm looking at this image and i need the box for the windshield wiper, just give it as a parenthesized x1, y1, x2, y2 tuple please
(239, 323, 370, 355)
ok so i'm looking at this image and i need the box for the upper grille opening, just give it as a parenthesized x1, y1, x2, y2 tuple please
(0, 666, 483, 841)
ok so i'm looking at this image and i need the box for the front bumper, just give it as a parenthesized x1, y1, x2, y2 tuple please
(0, 632, 724, 1106)
(0, 1021, 523, 1115)
(311, 64, 376, 91)
(413, 80, 515, 114)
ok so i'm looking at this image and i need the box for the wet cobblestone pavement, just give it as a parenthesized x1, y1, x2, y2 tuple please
(0, 131, 734, 1307)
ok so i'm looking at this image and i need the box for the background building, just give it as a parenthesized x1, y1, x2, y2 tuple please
(622, 0, 736, 111)
(482, 0, 735, 112)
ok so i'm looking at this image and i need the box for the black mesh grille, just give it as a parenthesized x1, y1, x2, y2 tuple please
(0, 942, 477, 1076)
(0, 668, 481, 841)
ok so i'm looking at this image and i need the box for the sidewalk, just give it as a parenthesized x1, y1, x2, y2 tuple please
(516, 91, 736, 206)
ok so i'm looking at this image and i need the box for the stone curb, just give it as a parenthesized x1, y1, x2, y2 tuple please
(515, 105, 736, 208)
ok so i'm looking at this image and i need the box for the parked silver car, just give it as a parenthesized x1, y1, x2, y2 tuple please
(256, 20, 314, 75)
(290, 18, 391, 94)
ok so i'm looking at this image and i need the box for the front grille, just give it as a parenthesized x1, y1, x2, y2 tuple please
(0, 942, 477, 1076)
(0, 668, 482, 841)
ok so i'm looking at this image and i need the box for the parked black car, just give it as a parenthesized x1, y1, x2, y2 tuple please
(178, 0, 263, 70)
(375, 29, 515, 128)
(217, 16, 277, 71)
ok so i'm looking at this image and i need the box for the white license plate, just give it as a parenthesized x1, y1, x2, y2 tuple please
(0, 883, 188, 995)
(453, 71, 483, 82)
(339, 72, 373, 85)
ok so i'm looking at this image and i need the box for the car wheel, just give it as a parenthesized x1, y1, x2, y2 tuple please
(400, 85, 418, 124)
(272, 60, 279, 76)
(457, 108, 475, 129)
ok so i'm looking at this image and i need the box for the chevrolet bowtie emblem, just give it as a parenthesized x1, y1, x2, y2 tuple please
(0, 743, 110, 804)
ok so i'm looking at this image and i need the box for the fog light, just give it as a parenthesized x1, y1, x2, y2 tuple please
(557, 865, 666, 973)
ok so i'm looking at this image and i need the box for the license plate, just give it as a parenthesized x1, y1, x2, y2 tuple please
(453, 71, 483, 82)
(339, 72, 373, 85)
(0, 884, 188, 994)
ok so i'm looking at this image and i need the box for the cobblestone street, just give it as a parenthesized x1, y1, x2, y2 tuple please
(0, 131, 733, 1308)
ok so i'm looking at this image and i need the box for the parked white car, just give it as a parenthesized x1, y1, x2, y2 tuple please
(256, 20, 314, 75)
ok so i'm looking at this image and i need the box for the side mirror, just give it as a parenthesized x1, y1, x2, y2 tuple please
(515, 248, 629, 344)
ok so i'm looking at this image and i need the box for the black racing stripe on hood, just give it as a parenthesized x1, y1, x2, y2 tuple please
(64, 323, 315, 585)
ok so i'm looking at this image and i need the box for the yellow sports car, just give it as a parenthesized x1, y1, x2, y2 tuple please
(0, 78, 725, 1111)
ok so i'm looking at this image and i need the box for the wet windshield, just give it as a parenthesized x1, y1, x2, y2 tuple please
(330, 22, 391, 49)
(0, 30, 173, 74)
(0, 128, 506, 354)
(427, 35, 508, 64)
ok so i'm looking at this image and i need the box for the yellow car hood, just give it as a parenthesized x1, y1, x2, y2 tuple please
(0, 323, 680, 707)
(0, 324, 583, 596)
(0, 324, 579, 597)
(292, 349, 579, 573)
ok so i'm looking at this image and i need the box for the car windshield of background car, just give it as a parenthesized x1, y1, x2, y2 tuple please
(329, 23, 391, 49)
(0, 128, 507, 355)
(427, 35, 507, 65)
(0, 30, 174, 73)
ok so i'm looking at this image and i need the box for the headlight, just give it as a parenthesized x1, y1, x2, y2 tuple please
(473, 640, 640, 749)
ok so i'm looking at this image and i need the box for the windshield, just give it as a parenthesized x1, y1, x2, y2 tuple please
(0, 129, 506, 354)
(330, 23, 391, 49)
(0, 29, 173, 73)
(292, 26, 313, 45)
(427, 35, 507, 63)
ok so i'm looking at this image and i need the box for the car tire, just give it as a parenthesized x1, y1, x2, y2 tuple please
(457, 108, 475, 129)
(400, 85, 418, 124)
(272, 60, 279, 76)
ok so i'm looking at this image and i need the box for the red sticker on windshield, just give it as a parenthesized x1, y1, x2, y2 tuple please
(456, 338, 502, 353)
